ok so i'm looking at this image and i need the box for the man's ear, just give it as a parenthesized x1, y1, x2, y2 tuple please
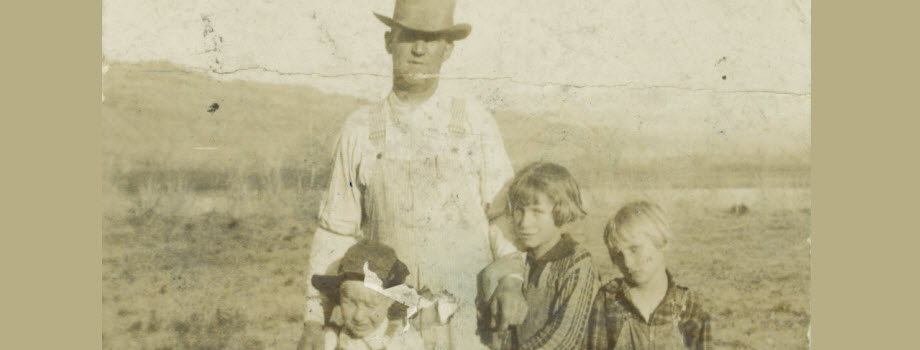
(384, 31, 394, 54)
(441, 41, 454, 61)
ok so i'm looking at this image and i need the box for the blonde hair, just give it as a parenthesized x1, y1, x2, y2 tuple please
(604, 201, 673, 249)
(508, 162, 587, 227)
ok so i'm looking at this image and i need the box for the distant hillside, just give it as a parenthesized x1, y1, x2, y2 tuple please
(103, 61, 367, 192)
(103, 61, 809, 192)
(494, 109, 808, 188)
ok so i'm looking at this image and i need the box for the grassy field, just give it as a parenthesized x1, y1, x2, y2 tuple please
(102, 62, 810, 349)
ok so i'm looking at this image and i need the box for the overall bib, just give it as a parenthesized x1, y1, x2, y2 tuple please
(364, 99, 493, 350)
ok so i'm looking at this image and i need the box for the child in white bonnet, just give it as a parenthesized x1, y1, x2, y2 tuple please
(312, 241, 425, 350)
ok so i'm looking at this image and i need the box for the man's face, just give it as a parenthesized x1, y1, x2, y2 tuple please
(339, 280, 394, 338)
(607, 223, 667, 288)
(386, 28, 454, 90)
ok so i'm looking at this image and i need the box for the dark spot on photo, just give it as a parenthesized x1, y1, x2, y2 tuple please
(208, 103, 220, 113)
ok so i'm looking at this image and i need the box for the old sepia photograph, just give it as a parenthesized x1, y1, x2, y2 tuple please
(102, 0, 811, 349)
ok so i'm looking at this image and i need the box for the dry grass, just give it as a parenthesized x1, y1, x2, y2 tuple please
(102, 185, 810, 350)
(103, 186, 318, 349)
(102, 61, 810, 350)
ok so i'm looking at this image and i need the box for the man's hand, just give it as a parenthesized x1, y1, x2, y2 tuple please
(488, 275, 528, 331)
(295, 321, 326, 350)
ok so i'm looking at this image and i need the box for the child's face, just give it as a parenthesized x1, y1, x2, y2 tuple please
(339, 280, 394, 338)
(607, 223, 667, 288)
(513, 193, 564, 256)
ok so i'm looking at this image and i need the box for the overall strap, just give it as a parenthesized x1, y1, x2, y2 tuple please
(448, 98, 468, 138)
(369, 102, 387, 150)
(372, 98, 466, 147)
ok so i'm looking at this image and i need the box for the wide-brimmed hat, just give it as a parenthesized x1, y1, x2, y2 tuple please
(311, 240, 410, 298)
(374, 0, 471, 41)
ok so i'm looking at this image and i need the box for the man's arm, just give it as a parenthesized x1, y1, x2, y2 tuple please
(299, 118, 366, 349)
(475, 104, 515, 219)
(466, 103, 533, 337)
(518, 259, 599, 350)
(470, 102, 521, 261)
(304, 227, 359, 323)
(306, 118, 366, 318)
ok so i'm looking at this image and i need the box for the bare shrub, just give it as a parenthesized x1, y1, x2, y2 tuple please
(729, 203, 750, 216)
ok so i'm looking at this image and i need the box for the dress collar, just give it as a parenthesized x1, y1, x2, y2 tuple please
(610, 270, 683, 323)
(526, 233, 577, 263)
(611, 270, 678, 293)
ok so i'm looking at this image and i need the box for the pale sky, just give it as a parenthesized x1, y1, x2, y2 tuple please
(103, 0, 811, 158)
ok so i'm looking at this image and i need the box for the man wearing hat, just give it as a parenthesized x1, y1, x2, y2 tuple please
(298, 1, 526, 349)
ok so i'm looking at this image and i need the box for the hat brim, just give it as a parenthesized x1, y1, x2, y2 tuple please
(374, 13, 471, 41)
(311, 274, 344, 298)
